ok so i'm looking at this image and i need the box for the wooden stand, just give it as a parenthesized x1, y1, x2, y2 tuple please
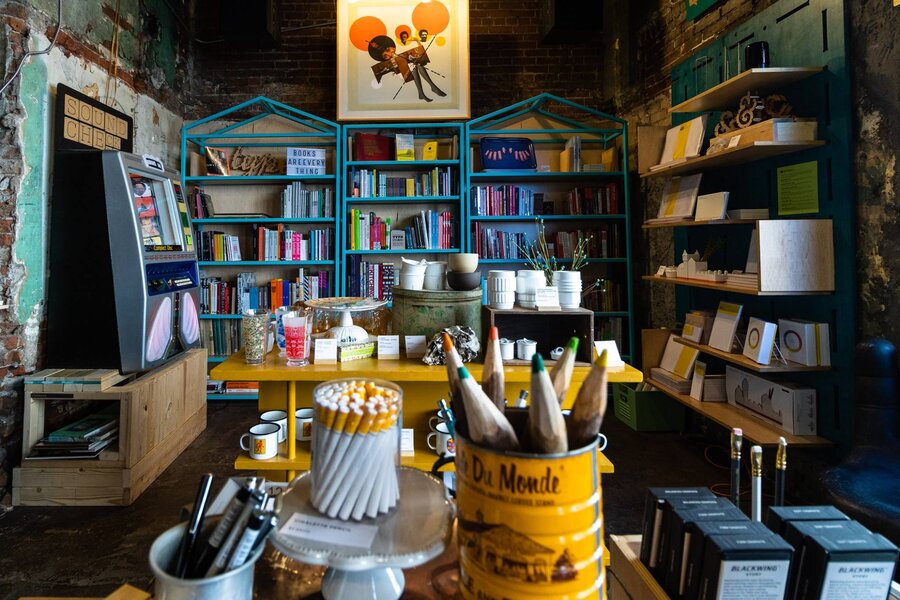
(483, 306, 595, 364)
(13, 349, 207, 506)
(609, 535, 670, 600)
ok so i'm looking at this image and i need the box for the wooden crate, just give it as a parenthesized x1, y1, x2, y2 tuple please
(483, 306, 594, 364)
(13, 349, 207, 506)
(608, 535, 670, 600)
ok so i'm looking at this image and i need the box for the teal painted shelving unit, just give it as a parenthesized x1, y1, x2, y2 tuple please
(641, 0, 853, 449)
(340, 123, 464, 298)
(465, 94, 635, 360)
(181, 97, 341, 400)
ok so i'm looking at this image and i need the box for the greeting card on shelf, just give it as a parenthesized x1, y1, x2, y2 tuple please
(743, 318, 778, 365)
(653, 115, 708, 169)
(694, 192, 730, 222)
(708, 301, 743, 352)
(659, 334, 700, 379)
(653, 174, 703, 221)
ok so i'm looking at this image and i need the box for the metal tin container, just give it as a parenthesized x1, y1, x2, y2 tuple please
(391, 288, 482, 341)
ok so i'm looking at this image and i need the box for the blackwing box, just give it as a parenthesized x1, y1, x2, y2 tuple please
(654, 496, 729, 580)
(640, 487, 715, 569)
(698, 533, 794, 600)
(662, 499, 747, 597)
(766, 505, 849, 536)
(790, 521, 899, 600)
(685, 521, 771, 600)
(782, 520, 875, 597)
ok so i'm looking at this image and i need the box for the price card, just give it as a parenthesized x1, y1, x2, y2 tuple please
(400, 428, 415, 455)
(593, 340, 625, 367)
(727, 134, 741, 148)
(656, 265, 667, 276)
(377, 335, 400, 359)
(534, 287, 560, 309)
(279, 512, 378, 549)
(405, 335, 427, 358)
(314, 338, 337, 363)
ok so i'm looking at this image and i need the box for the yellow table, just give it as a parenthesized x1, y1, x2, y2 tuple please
(212, 352, 643, 480)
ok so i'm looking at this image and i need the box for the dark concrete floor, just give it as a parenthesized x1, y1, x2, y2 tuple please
(0, 402, 730, 599)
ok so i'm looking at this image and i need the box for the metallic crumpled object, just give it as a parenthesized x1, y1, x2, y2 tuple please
(422, 326, 481, 365)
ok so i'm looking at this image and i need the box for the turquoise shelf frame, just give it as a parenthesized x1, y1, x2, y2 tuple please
(181, 97, 341, 401)
(662, 0, 853, 450)
(340, 122, 465, 296)
(465, 93, 635, 357)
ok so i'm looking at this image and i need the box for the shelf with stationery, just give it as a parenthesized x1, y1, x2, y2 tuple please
(638, 5, 854, 449)
(181, 97, 341, 400)
(341, 123, 465, 301)
(465, 94, 635, 358)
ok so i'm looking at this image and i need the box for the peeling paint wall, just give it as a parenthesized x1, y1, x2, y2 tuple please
(0, 0, 189, 510)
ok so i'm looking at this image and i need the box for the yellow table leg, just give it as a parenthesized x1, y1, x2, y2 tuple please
(287, 381, 297, 481)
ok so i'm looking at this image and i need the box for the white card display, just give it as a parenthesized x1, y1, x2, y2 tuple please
(377, 335, 400, 359)
(778, 319, 830, 366)
(313, 338, 337, 363)
(279, 512, 378, 549)
(743, 318, 778, 365)
(400, 428, 415, 455)
(593, 340, 624, 368)
(694, 192, 730, 221)
(655, 174, 703, 220)
(690, 361, 707, 401)
(404, 335, 427, 358)
(535, 287, 560, 309)
(682, 323, 703, 343)
(659, 334, 700, 379)
(708, 302, 743, 352)
(656, 115, 708, 167)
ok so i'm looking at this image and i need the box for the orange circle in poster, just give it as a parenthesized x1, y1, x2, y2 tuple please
(349, 16, 387, 51)
(395, 25, 413, 44)
(412, 1, 450, 35)
(435, 36, 446, 46)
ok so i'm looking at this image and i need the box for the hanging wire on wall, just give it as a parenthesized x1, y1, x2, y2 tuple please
(0, 0, 63, 97)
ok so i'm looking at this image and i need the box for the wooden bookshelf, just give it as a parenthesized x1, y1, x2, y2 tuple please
(645, 378, 832, 447)
(641, 218, 758, 229)
(642, 275, 832, 296)
(673, 337, 831, 373)
(670, 67, 825, 113)
(640, 141, 826, 178)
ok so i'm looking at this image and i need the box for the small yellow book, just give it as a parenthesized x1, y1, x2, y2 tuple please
(422, 141, 438, 161)
(559, 148, 572, 172)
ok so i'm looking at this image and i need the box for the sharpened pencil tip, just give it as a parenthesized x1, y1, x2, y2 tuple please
(531, 353, 544, 372)
(442, 332, 453, 350)
(596, 349, 608, 367)
(489, 326, 498, 341)
(566, 337, 579, 351)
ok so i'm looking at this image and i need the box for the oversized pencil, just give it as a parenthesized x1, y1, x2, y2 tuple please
(730, 428, 743, 510)
(774, 437, 787, 507)
(481, 327, 505, 411)
(444, 333, 468, 438)
(549, 337, 579, 404)
(567, 350, 609, 449)
(528, 354, 568, 454)
(751, 445, 763, 521)
(457, 366, 520, 451)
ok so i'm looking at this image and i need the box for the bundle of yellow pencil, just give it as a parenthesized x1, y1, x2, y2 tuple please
(310, 380, 401, 520)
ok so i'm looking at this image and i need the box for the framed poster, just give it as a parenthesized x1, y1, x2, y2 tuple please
(337, 0, 470, 121)
(686, 0, 722, 20)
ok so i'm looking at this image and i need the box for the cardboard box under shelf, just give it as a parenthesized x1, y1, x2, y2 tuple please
(483, 306, 594, 364)
(613, 382, 685, 432)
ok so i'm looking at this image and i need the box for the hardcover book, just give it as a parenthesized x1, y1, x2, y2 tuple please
(354, 133, 391, 161)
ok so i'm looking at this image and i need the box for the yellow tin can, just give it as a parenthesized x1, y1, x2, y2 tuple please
(455, 434, 604, 599)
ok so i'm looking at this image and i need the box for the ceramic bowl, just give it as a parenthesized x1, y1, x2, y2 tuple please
(448, 253, 479, 273)
(446, 271, 482, 291)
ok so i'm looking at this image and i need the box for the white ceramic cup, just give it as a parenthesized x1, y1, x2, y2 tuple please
(260, 410, 287, 443)
(499, 338, 515, 360)
(400, 273, 425, 290)
(425, 261, 447, 276)
(487, 270, 517, 292)
(558, 290, 582, 308)
(489, 291, 515, 310)
(516, 338, 537, 361)
(427, 422, 455, 456)
(240, 423, 279, 460)
(295, 407, 315, 441)
(424, 275, 445, 290)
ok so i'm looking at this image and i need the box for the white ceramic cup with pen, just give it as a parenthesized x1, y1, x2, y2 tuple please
(427, 422, 455, 456)
(260, 410, 287, 443)
(240, 423, 279, 460)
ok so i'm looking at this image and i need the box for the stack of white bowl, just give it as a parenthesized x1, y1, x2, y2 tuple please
(515, 270, 546, 308)
(399, 258, 428, 290)
(487, 271, 517, 309)
(553, 270, 582, 309)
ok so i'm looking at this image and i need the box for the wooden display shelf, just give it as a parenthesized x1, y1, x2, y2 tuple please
(641, 217, 759, 229)
(609, 535, 668, 600)
(642, 275, 832, 296)
(212, 353, 643, 384)
(469, 170, 624, 182)
(640, 141, 826, 178)
(234, 444, 615, 475)
(645, 377, 832, 447)
(673, 337, 831, 373)
(670, 67, 825, 113)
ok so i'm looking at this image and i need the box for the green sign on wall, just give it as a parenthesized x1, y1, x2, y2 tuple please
(686, 0, 722, 20)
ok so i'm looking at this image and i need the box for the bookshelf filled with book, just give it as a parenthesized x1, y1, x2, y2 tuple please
(181, 97, 341, 400)
(341, 123, 464, 300)
(464, 94, 634, 359)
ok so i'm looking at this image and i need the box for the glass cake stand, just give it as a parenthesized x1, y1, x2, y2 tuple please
(271, 467, 455, 600)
